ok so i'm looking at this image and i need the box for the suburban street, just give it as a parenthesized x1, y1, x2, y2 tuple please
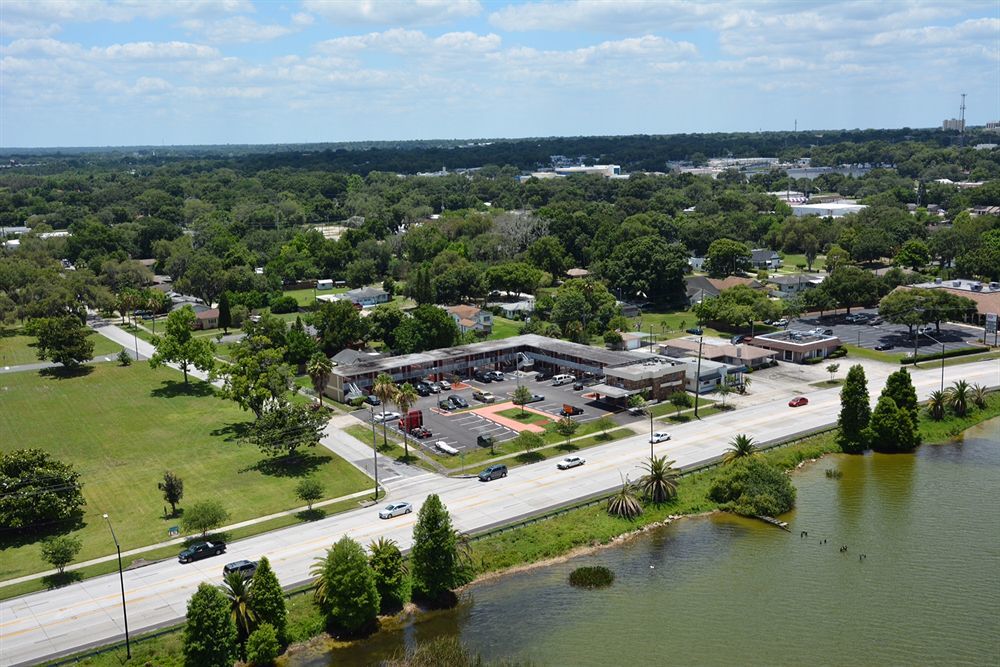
(2, 357, 998, 666)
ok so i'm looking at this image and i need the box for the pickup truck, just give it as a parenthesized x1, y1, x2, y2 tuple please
(179, 541, 226, 564)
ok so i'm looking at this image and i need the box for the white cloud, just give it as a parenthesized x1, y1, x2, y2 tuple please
(316, 29, 501, 56)
(303, 0, 482, 26)
(0, 19, 61, 39)
(291, 12, 315, 27)
(181, 16, 296, 44)
(2, 0, 253, 23)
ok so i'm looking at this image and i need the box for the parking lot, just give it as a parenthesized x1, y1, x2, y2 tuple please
(351, 370, 646, 455)
(796, 308, 982, 355)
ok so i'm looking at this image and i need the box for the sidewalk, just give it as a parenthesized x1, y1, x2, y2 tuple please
(0, 485, 380, 589)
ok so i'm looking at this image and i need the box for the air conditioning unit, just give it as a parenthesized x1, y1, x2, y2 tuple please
(952, 281, 962, 287)
(934, 277, 943, 284)
(990, 282, 1000, 290)
(971, 283, 983, 292)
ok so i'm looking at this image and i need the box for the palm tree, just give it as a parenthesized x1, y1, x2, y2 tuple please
(307, 352, 333, 408)
(637, 456, 679, 503)
(970, 383, 988, 410)
(372, 372, 398, 447)
(717, 383, 732, 409)
(946, 379, 970, 417)
(927, 390, 946, 421)
(221, 570, 256, 656)
(394, 382, 418, 459)
(739, 375, 752, 394)
(607, 476, 643, 519)
(723, 434, 758, 464)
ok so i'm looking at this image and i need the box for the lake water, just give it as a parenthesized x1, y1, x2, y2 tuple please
(295, 419, 1000, 666)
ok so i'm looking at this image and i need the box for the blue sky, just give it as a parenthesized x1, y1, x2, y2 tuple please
(1, 0, 997, 147)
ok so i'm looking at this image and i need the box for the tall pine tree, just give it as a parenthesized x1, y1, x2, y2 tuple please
(410, 494, 460, 605)
(183, 583, 237, 667)
(837, 364, 871, 453)
(882, 368, 920, 429)
(217, 291, 232, 334)
(868, 396, 920, 453)
(250, 557, 287, 646)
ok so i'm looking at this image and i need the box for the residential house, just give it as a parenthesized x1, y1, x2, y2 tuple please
(193, 308, 219, 330)
(750, 248, 783, 269)
(444, 304, 493, 334)
(342, 286, 390, 307)
(658, 337, 777, 370)
(495, 300, 534, 319)
(767, 274, 824, 298)
(685, 275, 766, 305)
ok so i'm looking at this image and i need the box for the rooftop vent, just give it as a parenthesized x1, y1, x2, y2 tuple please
(934, 277, 943, 284)
(953, 281, 962, 287)
(990, 282, 1000, 290)
(971, 283, 983, 292)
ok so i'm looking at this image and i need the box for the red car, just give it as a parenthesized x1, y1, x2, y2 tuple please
(788, 397, 809, 408)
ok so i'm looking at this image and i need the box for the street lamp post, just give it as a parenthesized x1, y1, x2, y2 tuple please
(693, 336, 704, 418)
(922, 332, 947, 394)
(370, 407, 379, 501)
(649, 408, 654, 460)
(102, 514, 131, 660)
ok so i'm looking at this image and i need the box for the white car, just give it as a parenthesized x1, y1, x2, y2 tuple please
(378, 502, 413, 519)
(372, 411, 400, 423)
(438, 380, 452, 390)
(650, 431, 672, 444)
(557, 456, 586, 470)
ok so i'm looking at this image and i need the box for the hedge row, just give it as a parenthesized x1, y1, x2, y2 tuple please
(900, 346, 988, 365)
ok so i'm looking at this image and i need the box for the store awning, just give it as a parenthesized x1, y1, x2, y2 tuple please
(588, 383, 637, 399)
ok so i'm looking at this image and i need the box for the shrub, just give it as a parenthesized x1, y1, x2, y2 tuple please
(183, 583, 237, 667)
(311, 536, 380, 636)
(900, 346, 986, 365)
(708, 457, 796, 517)
(182, 500, 229, 536)
(250, 557, 287, 646)
(568, 566, 614, 589)
(268, 294, 299, 314)
(245, 623, 280, 666)
(40, 535, 82, 573)
(116, 349, 132, 366)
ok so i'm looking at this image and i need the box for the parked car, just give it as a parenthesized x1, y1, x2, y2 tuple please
(438, 380, 452, 390)
(560, 404, 584, 416)
(557, 456, 586, 470)
(527, 393, 545, 403)
(478, 464, 508, 481)
(410, 426, 432, 439)
(685, 326, 703, 335)
(874, 343, 894, 351)
(415, 383, 431, 397)
(788, 397, 809, 408)
(364, 395, 381, 406)
(438, 399, 452, 411)
(449, 394, 469, 409)
(572, 380, 584, 390)
(773, 319, 788, 328)
(649, 431, 671, 444)
(179, 541, 226, 564)
(473, 389, 496, 403)
(428, 382, 442, 394)
(822, 329, 834, 335)
(488, 370, 505, 381)
(473, 370, 492, 383)
(379, 502, 413, 519)
(223, 560, 257, 578)
(373, 411, 400, 423)
(535, 372, 552, 382)
(730, 334, 750, 344)
(551, 374, 575, 386)
(867, 317, 883, 326)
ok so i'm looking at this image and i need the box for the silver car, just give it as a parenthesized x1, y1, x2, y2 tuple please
(378, 502, 413, 519)
(557, 456, 586, 470)
(372, 411, 400, 423)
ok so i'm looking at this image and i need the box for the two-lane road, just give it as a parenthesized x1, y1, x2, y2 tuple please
(2, 358, 998, 666)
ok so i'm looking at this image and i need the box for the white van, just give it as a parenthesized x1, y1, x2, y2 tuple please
(551, 374, 575, 386)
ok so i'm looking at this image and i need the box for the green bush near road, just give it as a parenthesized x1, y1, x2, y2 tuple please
(0, 363, 370, 582)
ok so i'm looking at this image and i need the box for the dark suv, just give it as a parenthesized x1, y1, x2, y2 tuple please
(179, 541, 226, 563)
(223, 559, 257, 578)
(478, 464, 508, 481)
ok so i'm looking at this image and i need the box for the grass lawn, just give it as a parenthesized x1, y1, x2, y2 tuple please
(934, 349, 1000, 368)
(626, 308, 726, 340)
(487, 316, 523, 340)
(777, 253, 826, 272)
(842, 344, 903, 363)
(432, 427, 634, 472)
(1, 332, 123, 367)
(496, 407, 553, 425)
(648, 396, 716, 418)
(0, 364, 371, 581)
(810, 379, 845, 388)
(342, 424, 434, 471)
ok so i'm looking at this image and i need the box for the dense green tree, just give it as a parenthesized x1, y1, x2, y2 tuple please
(526, 235, 569, 276)
(512, 384, 534, 416)
(242, 402, 328, 457)
(704, 238, 752, 277)
(692, 285, 782, 330)
(882, 368, 920, 427)
(149, 306, 216, 384)
(867, 395, 919, 453)
(311, 536, 380, 635)
(0, 449, 85, 531)
(708, 457, 796, 516)
(295, 478, 325, 510)
(669, 391, 693, 417)
(284, 316, 319, 368)
(893, 239, 930, 270)
(366, 303, 407, 350)
(411, 494, 461, 604)
(369, 537, 408, 614)
(837, 364, 871, 453)
(158, 471, 184, 516)
(26, 315, 95, 368)
(245, 623, 280, 667)
(40, 535, 82, 574)
(878, 288, 929, 335)
(249, 557, 287, 646)
(395, 305, 460, 354)
(313, 299, 368, 354)
(406, 264, 436, 305)
(222, 343, 289, 418)
(217, 291, 232, 334)
(821, 265, 880, 313)
(182, 500, 230, 536)
(483, 262, 543, 296)
(175, 251, 225, 306)
(601, 236, 689, 305)
(183, 583, 238, 667)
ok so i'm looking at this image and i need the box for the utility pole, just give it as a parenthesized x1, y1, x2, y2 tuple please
(370, 408, 379, 501)
(693, 336, 704, 418)
(959, 93, 967, 147)
(103, 514, 131, 660)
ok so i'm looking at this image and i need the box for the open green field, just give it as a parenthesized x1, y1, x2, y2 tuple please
(0, 332, 124, 367)
(496, 408, 553, 425)
(0, 363, 371, 581)
(777, 253, 826, 272)
(487, 316, 523, 340)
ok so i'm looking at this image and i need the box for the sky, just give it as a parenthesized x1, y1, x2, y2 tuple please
(1, 0, 998, 147)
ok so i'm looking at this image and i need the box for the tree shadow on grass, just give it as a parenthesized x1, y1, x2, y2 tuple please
(243, 452, 331, 478)
(556, 443, 581, 453)
(38, 365, 94, 380)
(668, 414, 692, 423)
(515, 451, 545, 464)
(42, 571, 83, 590)
(210, 421, 253, 442)
(0, 515, 85, 551)
(296, 508, 327, 522)
(150, 379, 215, 399)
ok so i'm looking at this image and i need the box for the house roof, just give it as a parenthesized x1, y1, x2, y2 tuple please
(900, 284, 1000, 317)
(710, 276, 764, 290)
(196, 308, 219, 319)
(751, 248, 780, 262)
(444, 304, 482, 319)
(660, 337, 777, 361)
(685, 276, 721, 300)
(768, 274, 824, 286)
(346, 286, 388, 299)
(331, 349, 381, 366)
(566, 268, 590, 278)
(458, 318, 477, 328)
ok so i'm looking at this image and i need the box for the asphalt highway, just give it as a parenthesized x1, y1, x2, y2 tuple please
(2, 358, 998, 666)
